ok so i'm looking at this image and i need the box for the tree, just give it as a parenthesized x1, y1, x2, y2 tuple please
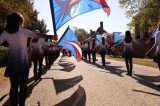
(73, 27, 88, 41)
(119, 0, 160, 30)
(26, 10, 49, 33)
(119, 0, 160, 17)
(0, 0, 49, 33)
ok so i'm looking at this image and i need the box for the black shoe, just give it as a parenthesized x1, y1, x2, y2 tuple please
(126, 73, 132, 76)
(126, 73, 130, 75)
(157, 85, 160, 88)
(39, 76, 42, 80)
(34, 77, 37, 82)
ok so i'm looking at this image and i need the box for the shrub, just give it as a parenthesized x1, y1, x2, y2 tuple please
(0, 46, 9, 67)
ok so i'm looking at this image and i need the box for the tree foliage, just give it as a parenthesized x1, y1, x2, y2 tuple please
(0, 0, 48, 33)
(25, 10, 49, 33)
(119, 0, 160, 18)
(119, 0, 160, 30)
(73, 27, 88, 41)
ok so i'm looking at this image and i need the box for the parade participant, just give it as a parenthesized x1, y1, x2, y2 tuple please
(91, 38, 96, 63)
(44, 39, 52, 70)
(99, 37, 107, 67)
(123, 30, 133, 76)
(31, 37, 45, 81)
(49, 41, 58, 64)
(146, 31, 160, 71)
(87, 42, 91, 62)
(80, 41, 84, 59)
(111, 45, 116, 57)
(82, 41, 88, 60)
(0, 12, 52, 106)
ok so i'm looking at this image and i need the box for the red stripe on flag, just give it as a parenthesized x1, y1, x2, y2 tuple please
(67, 41, 82, 62)
(93, 0, 111, 16)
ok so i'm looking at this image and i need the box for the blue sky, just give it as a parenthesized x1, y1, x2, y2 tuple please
(34, 0, 131, 37)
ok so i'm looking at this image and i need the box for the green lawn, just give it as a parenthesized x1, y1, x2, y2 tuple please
(106, 55, 158, 68)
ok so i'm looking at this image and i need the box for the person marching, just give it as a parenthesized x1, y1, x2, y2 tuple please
(87, 41, 91, 62)
(91, 38, 96, 63)
(99, 37, 107, 67)
(80, 41, 84, 59)
(30, 37, 45, 81)
(146, 31, 160, 86)
(44, 39, 52, 70)
(123, 30, 134, 76)
(0, 12, 52, 106)
(82, 41, 88, 60)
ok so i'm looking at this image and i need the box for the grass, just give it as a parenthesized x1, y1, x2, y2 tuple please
(106, 55, 158, 68)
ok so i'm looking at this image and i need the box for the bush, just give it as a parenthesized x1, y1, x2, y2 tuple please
(0, 46, 9, 67)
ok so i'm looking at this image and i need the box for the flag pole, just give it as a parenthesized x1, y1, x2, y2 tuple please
(57, 26, 70, 44)
(49, 0, 57, 37)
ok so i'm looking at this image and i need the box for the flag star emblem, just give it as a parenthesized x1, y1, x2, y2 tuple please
(55, 0, 80, 19)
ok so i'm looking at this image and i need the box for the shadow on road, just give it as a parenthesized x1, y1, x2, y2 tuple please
(58, 57, 76, 72)
(83, 59, 109, 69)
(27, 80, 41, 97)
(132, 89, 160, 96)
(0, 94, 8, 102)
(1, 92, 10, 106)
(55, 85, 86, 106)
(103, 65, 126, 77)
(83, 59, 126, 77)
(132, 74, 160, 92)
(59, 58, 68, 63)
(2, 99, 10, 106)
(53, 75, 83, 94)
(58, 62, 76, 72)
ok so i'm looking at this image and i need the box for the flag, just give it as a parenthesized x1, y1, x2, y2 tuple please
(101, 32, 108, 37)
(57, 27, 82, 62)
(96, 34, 102, 44)
(101, 32, 111, 39)
(150, 25, 159, 38)
(66, 41, 82, 62)
(113, 32, 124, 44)
(50, 0, 111, 31)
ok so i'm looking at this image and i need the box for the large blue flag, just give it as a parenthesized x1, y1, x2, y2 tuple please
(113, 32, 124, 44)
(96, 34, 102, 45)
(150, 25, 159, 38)
(57, 27, 82, 62)
(50, 0, 111, 31)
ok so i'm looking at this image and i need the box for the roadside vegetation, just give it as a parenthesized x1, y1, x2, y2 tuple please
(106, 55, 158, 68)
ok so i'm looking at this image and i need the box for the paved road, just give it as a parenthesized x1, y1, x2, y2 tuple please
(0, 55, 160, 106)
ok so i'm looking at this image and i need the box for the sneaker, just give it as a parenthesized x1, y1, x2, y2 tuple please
(126, 73, 130, 75)
(157, 85, 160, 88)
(126, 73, 132, 76)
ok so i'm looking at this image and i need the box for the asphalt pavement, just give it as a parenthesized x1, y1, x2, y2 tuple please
(0, 55, 160, 106)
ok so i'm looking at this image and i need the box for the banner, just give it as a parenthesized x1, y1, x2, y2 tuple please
(50, 0, 111, 31)
(57, 27, 82, 62)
